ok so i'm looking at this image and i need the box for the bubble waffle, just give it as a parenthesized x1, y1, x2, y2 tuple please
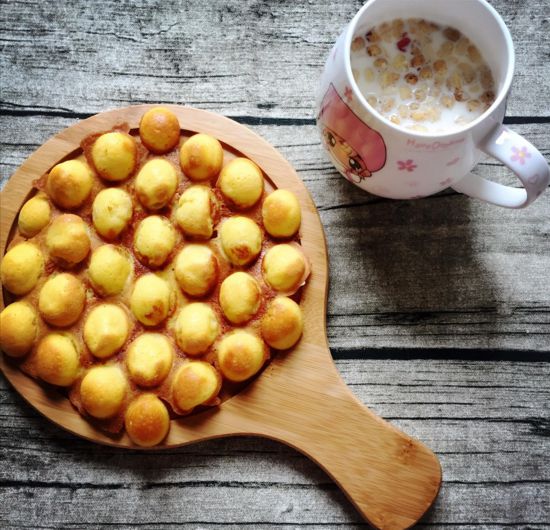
(0, 107, 311, 447)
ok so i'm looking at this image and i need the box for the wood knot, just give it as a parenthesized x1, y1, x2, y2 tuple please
(398, 437, 417, 464)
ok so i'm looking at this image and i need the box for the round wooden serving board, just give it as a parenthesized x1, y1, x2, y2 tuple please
(0, 105, 441, 529)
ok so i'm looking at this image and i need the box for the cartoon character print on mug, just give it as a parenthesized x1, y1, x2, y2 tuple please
(318, 83, 387, 184)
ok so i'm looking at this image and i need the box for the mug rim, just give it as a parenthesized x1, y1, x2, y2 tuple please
(344, 0, 516, 139)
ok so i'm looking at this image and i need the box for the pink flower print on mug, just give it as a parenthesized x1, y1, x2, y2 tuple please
(510, 146, 531, 165)
(397, 159, 417, 172)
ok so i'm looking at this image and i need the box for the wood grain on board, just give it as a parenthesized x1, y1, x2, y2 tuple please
(0, 0, 549, 528)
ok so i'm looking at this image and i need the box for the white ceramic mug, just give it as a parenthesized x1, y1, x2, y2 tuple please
(316, 0, 549, 208)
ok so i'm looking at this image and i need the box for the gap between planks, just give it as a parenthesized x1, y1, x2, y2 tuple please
(1, 107, 550, 126)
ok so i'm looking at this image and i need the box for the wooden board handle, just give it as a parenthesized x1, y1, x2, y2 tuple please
(289, 392, 440, 528)
(233, 353, 442, 530)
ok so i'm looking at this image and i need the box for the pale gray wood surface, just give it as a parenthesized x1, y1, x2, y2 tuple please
(1, 0, 549, 529)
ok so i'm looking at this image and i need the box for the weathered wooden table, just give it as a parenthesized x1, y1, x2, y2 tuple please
(1, 1, 548, 528)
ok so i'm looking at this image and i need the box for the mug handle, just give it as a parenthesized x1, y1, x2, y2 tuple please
(451, 125, 549, 208)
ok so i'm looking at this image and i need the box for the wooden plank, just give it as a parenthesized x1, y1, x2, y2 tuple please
(2, 119, 549, 352)
(1, 360, 548, 526)
(0, 0, 549, 119)
(1, 482, 548, 527)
